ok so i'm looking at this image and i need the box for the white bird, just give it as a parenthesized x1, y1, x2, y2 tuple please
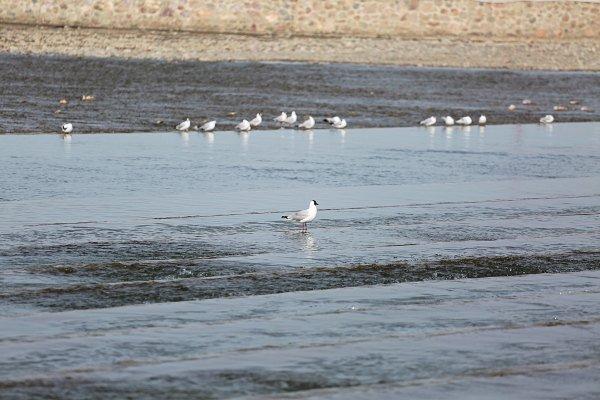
(61, 123, 73, 134)
(540, 114, 554, 124)
(332, 119, 347, 129)
(176, 118, 191, 131)
(478, 115, 487, 125)
(420, 116, 436, 126)
(235, 119, 251, 131)
(199, 120, 216, 132)
(298, 116, 315, 130)
(508, 104, 516, 111)
(456, 116, 472, 125)
(522, 99, 532, 105)
(284, 111, 297, 126)
(281, 200, 319, 231)
(249, 113, 262, 127)
(324, 116, 341, 125)
(274, 112, 287, 123)
(442, 116, 454, 126)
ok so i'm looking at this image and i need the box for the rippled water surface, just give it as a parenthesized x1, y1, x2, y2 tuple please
(1, 123, 599, 398)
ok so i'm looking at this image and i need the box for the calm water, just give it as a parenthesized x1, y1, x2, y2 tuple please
(1, 123, 599, 398)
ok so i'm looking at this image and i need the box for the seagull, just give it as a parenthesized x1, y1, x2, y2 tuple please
(298, 116, 315, 130)
(420, 116, 436, 127)
(522, 99, 532, 105)
(478, 115, 487, 125)
(281, 200, 319, 231)
(442, 116, 454, 126)
(324, 116, 341, 125)
(61, 123, 73, 134)
(508, 104, 516, 111)
(249, 113, 262, 127)
(332, 119, 347, 129)
(274, 112, 287, 124)
(553, 105, 567, 111)
(456, 116, 472, 125)
(235, 119, 251, 131)
(199, 120, 216, 132)
(284, 111, 297, 126)
(176, 118, 191, 131)
(540, 114, 554, 124)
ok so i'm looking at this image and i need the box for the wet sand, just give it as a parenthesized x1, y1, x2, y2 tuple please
(0, 53, 599, 134)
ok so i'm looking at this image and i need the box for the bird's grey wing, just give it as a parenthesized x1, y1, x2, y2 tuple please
(289, 209, 310, 221)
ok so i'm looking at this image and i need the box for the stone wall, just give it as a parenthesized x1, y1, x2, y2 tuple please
(0, 0, 598, 40)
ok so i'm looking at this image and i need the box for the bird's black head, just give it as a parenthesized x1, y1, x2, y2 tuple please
(312, 200, 318, 206)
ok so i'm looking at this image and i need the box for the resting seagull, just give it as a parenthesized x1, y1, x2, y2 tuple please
(198, 120, 216, 132)
(249, 113, 262, 127)
(298, 116, 315, 130)
(235, 119, 251, 131)
(456, 116, 472, 126)
(176, 118, 191, 131)
(282, 200, 319, 231)
(284, 111, 297, 126)
(274, 112, 287, 125)
(324, 116, 341, 125)
(332, 119, 347, 129)
(442, 116, 454, 126)
(420, 116, 436, 127)
(540, 115, 554, 124)
(478, 115, 487, 125)
(61, 123, 73, 134)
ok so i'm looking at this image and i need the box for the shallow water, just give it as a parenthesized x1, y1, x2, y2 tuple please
(1, 123, 599, 398)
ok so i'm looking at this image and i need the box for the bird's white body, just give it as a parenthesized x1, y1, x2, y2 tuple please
(540, 114, 554, 124)
(61, 123, 73, 134)
(176, 118, 191, 131)
(236, 119, 251, 131)
(457, 116, 472, 125)
(332, 119, 347, 129)
(282, 200, 319, 230)
(442, 116, 454, 126)
(324, 116, 341, 125)
(284, 111, 297, 125)
(298, 116, 315, 129)
(420, 116, 436, 126)
(478, 115, 487, 125)
(508, 104, 516, 111)
(199, 120, 216, 132)
(274, 112, 287, 123)
(249, 113, 262, 127)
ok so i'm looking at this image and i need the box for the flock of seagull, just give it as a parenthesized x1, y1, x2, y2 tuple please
(419, 113, 555, 127)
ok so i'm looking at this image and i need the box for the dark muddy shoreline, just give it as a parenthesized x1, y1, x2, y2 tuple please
(0, 53, 599, 134)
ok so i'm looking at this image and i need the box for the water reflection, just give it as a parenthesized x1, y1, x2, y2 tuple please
(203, 132, 215, 145)
(179, 131, 190, 145)
(284, 230, 318, 253)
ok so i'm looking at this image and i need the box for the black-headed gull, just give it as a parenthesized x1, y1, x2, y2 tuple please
(478, 115, 487, 125)
(332, 119, 347, 129)
(198, 120, 216, 132)
(274, 112, 287, 123)
(282, 200, 319, 231)
(298, 116, 315, 130)
(553, 105, 567, 111)
(442, 116, 454, 126)
(249, 113, 262, 127)
(176, 118, 191, 131)
(324, 116, 341, 125)
(540, 114, 554, 124)
(420, 116, 436, 126)
(235, 119, 251, 131)
(284, 111, 297, 126)
(456, 116, 472, 125)
(61, 123, 73, 134)
(508, 104, 516, 111)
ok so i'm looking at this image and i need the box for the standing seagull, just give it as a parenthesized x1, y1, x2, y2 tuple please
(540, 115, 554, 124)
(274, 112, 287, 125)
(298, 116, 315, 130)
(332, 119, 347, 129)
(456, 116, 472, 125)
(235, 119, 251, 131)
(478, 115, 487, 125)
(61, 123, 73, 134)
(249, 113, 262, 127)
(198, 120, 216, 132)
(420, 116, 436, 127)
(282, 200, 319, 231)
(442, 116, 454, 126)
(176, 118, 191, 131)
(284, 111, 297, 126)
